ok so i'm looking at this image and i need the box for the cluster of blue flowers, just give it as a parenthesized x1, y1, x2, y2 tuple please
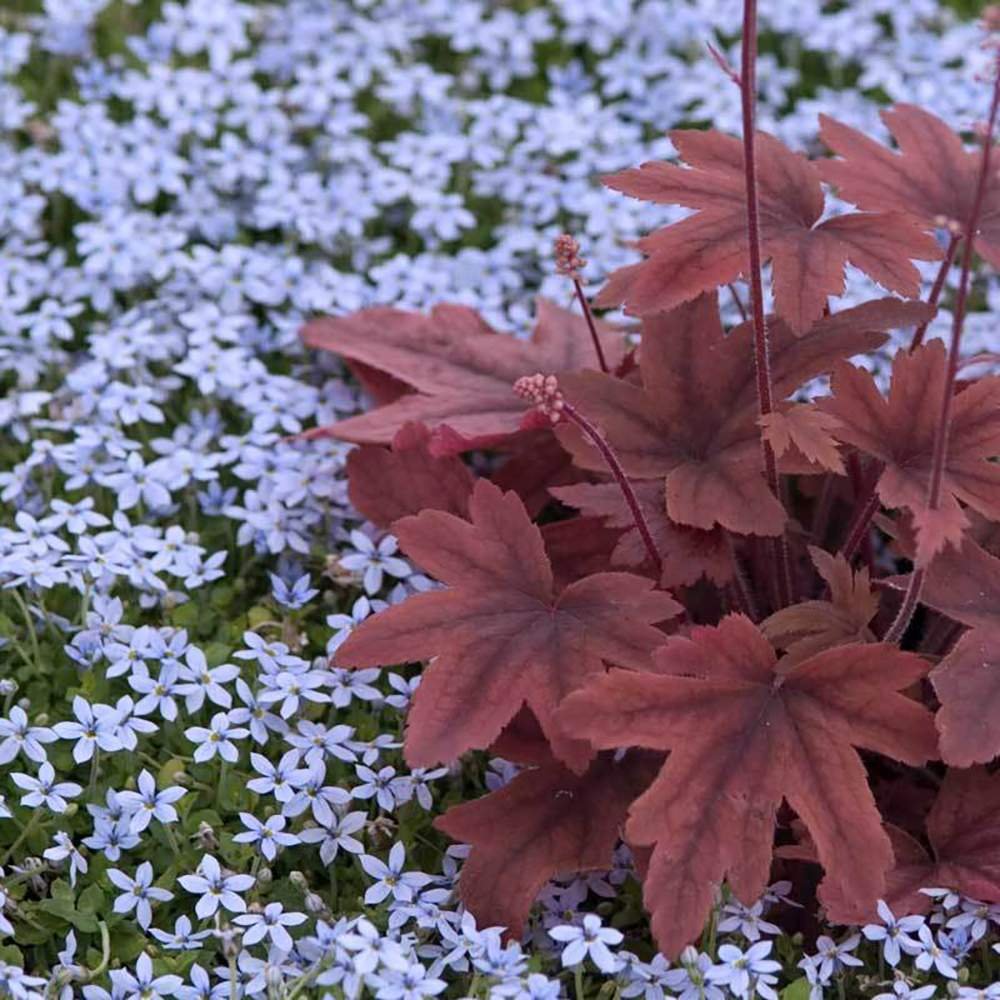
(1, 0, 999, 995)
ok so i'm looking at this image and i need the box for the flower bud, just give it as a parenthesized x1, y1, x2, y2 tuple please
(195, 821, 218, 851)
(679, 945, 700, 968)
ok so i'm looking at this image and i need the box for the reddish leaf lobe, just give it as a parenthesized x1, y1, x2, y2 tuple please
(822, 768, 1000, 921)
(335, 480, 680, 771)
(558, 614, 937, 956)
(887, 537, 1000, 766)
(302, 300, 623, 451)
(561, 293, 929, 536)
(819, 104, 1000, 268)
(761, 547, 878, 664)
(759, 406, 845, 474)
(551, 479, 733, 588)
(346, 422, 474, 529)
(597, 128, 940, 331)
(436, 749, 660, 938)
(821, 342, 1000, 565)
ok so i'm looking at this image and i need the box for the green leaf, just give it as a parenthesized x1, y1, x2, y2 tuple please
(247, 605, 272, 629)
(782, 977, 812, 1000)
(113, 928, 149, 964)
(158, 757, 188, 787)
(78, 884, 104, 915)
(204, 641, 231, 666)
(0, 945, 22, 965)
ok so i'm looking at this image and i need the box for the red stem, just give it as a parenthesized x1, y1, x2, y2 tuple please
(561, 400, 662, 579)
(886, 65, 1000, 645)
(840, 484, 881, 564)
(908, 233, 960, 351)
(726, 532, 760, 622)
(810, 472, 838, 546)
(572, 279, 610, 373)
(740, 0, 793, 610)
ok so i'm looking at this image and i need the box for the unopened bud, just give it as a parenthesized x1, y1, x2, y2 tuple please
(195, 821, 218, 851)
(218, 924, 241, 960)
(554, 233, 586, 279)
(256, 867, 272, 888)
(305, 891, 328, 915)
(513, 373, 566, 425)
(288, 870, 309, 891)
(679, 945, 700, 968)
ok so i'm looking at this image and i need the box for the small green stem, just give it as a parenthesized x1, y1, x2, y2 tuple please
(89, 749, 101, 795)
(84, 923, 111, 981)
(2, 811, 42, 866)
(9, 590, 40, 667)
(574, 965, 585, 1000)
(163, 822, 183, 859)
(217, 760, 228, 810)
(77, 583, 92, 629)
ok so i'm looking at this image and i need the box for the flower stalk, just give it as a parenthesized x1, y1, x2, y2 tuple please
(514, 374, 662, 579)
(886, 56, 1000, 644)
(739, 0, 793, 609)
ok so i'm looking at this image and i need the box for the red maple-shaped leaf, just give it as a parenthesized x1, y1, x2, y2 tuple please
(346, 423, 474, 528)
(817, 767, 1000, 921)
(538, 518, 624, 590)
(759, 406, 845, 474)
(551, 480, 733, 588)
(889, 767, 1000, 911)
(762, 547, 878, 665)
(596, 128, 940, 331)
(560, 294, 931, 536)
(886, 537, 1000, 766)
(436, 747, 660, 938)
(302, 300, 623, 452)
(492, 430, 582, 517)
(335, 480, 680, 770)
(820, 342, 1000, 565)
(557, 614, 937, 956)
(818, 104, 1000, 267)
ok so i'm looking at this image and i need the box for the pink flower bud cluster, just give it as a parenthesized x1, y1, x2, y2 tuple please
(513, 373, 565, 424)
(553, 234, 586, 279)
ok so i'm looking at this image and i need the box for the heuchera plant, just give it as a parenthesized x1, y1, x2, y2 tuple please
(301, 0, 1000, 959)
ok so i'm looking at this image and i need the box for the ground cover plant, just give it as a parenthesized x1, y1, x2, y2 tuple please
(3, 0, 1000, 996)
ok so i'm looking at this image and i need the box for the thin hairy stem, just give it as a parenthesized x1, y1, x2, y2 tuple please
(887, 63, 1000, 644)
(572, 279, 610, 373)
(725, 533, 760, 622)
(739, 0, 792, 609)
(909, 232, 960, 351)
(810, 472, 838, 547)
(514, 373, 663, 579)
(884, 566, 924, 645)
(840, 485, 881, 564)
(561, 400, 662, 578)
